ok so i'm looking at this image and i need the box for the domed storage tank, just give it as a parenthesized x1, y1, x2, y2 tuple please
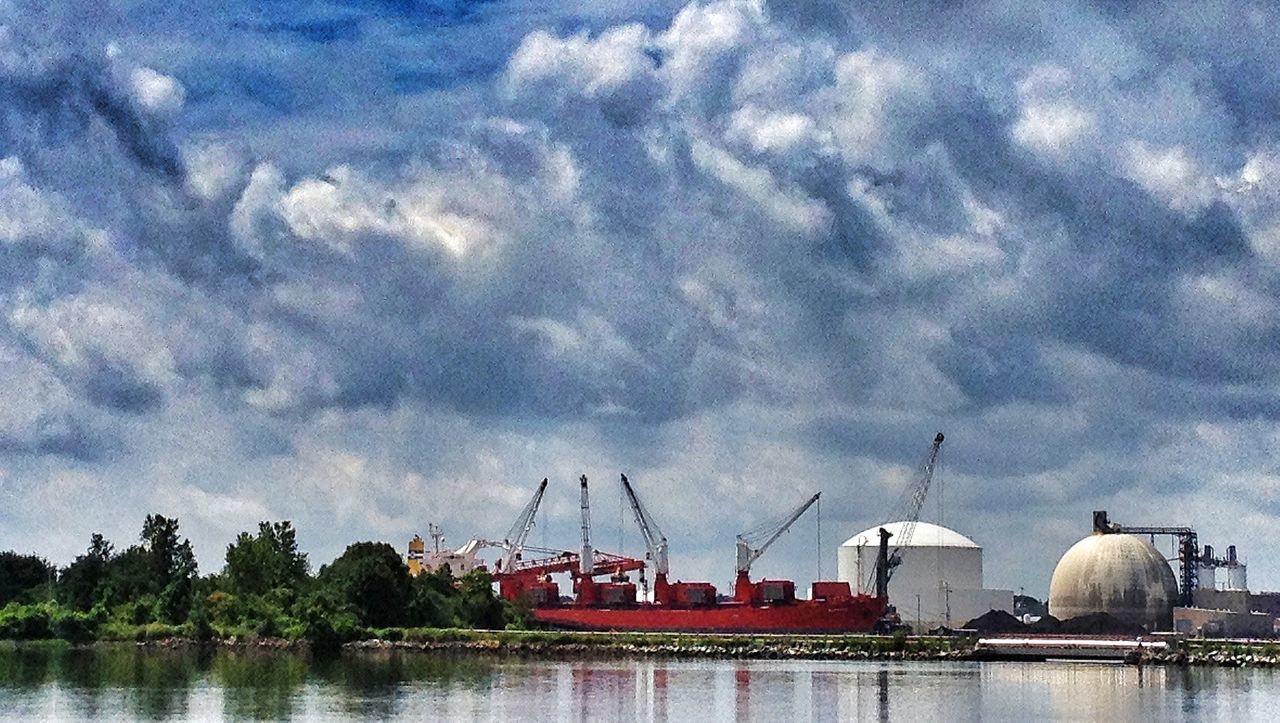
(838, 521, 986, 629)
(1048, 533, 1178, 631)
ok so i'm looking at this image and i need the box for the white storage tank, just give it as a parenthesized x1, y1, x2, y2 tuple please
(838, 521, 1008, 630)
(1225, 545, 1248, 591)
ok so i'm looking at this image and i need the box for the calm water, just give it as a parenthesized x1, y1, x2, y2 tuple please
(1, 645, 1278, 721)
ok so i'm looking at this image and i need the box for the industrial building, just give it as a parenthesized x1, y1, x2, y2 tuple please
(838, 521, 1013, 631)
(1175, 551, 1274, 637)
(1049, 511, 1278, 636)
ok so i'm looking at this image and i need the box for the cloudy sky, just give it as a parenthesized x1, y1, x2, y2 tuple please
(3, 0, 1280, 598)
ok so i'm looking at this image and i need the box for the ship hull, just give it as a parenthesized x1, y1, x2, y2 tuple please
(531, 596, 886, 634)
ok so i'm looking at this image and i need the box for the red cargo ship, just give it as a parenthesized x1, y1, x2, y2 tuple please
(494, 475, 894, 634)
(524, 578, 888, 634)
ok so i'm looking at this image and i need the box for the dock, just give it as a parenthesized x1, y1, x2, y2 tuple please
(974, 636, 1171, 661)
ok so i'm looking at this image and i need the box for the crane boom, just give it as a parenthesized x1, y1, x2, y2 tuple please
(736, 492, 821, 574)
(579, 475, 593, 576)
(867, 431, 945, 591)
(502, 478, 548, 572)
(894, 432, 945, 554)
(620, 474, 669, 576)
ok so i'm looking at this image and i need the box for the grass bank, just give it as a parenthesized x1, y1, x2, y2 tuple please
(1141, 639, 1280, 667)
(342, 629, 974, 660)
(17, 626, 1280, 667)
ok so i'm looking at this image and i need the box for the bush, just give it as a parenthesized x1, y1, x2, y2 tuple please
(281, 620, 307, 641)
(254, 615, 280, 638)
(0, 603, 53, 640)
(51, 609, 97, 643)
(205, 591, 241, 626)
(134, 623, 185, 642)
(297, 594, 360, 654)
(371, 627, 404, 642)
(188, 596, 215, 643)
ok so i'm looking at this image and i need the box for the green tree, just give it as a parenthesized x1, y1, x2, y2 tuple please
(408, 567, 456, 628)
(99, 515, 199, 623)
(454, 570, 506, 629)
(98, 545, 151, 611)
(224, 521, 309, 597)
(57, 533, 114, 611)
(317, 542, 410, 628)
(0, 552, 54, 605)
(140, 514, 199, 585)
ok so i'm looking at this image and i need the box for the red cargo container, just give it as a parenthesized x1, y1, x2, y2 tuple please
(811, 581, 852, 602)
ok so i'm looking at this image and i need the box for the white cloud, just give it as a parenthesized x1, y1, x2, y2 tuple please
(690, 136, 831, 233)
(658, 0, 760, 101)
(1223, 149, 1280, 262)
(725, 105, 820, 155)
(1121, 141, 1216, 212)
(0, 156, 100, 251)
(1011, 66, 1096, 157)
(1176, 272, 1276, 331)
(0, 337, 77, 441)
(1013, 102, 1095, 155)
(130, 66, 186, 115)
(230, 163, 287, 259)
(182, 141, 245, 201)
(510, 313, 641, 366)
(157, 483, 273, 532)
(240, 318, 338, 413)
(277, 165, 503, 257)
(8, 291, 178, 393)
(507, 25, 653, 98)
(824, 49, 928, 167)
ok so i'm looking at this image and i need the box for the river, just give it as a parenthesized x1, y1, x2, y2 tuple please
(1, 645, 1277, 720)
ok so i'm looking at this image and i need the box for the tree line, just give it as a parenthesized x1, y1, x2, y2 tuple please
(0, 515, 515, 647)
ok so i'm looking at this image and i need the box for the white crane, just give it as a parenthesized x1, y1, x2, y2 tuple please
(620, 474, 670, 601)
(736, 492, 821, 576)
(579, 474, 593, 577)
(499, 478, 548, 573)
(733, 492, 821, 603)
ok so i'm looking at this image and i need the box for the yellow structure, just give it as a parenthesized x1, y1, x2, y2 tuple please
(405, 524, 484, 577)
(407, 534, 427, 576)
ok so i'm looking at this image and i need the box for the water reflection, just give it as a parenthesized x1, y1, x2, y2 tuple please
(213, 650, 307, 719)
(3, 645, 1280, 721)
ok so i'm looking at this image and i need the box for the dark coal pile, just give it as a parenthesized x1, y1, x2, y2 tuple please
(1056, 612, 1146, 636)
(1026, 615, 1061, 634)
(960, 610, 1147, 637)
(963, 610, 1026, 633)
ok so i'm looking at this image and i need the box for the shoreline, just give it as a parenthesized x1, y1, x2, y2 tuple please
(10, 630, 1280, 667)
